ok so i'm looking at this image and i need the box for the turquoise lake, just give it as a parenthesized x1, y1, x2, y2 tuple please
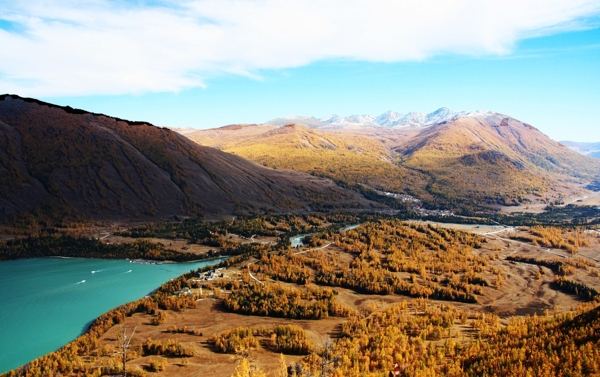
(0, 257, 226, 373)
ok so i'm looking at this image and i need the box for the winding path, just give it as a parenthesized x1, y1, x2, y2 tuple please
(294, 242, 332, 255)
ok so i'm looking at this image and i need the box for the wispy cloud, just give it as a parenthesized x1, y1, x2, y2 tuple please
(1, 0, 599, 96)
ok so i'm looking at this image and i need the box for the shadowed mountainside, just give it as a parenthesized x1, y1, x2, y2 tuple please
(0, 95, 374, 224)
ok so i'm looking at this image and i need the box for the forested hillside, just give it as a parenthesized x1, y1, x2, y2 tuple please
(4, 214, 600, 377)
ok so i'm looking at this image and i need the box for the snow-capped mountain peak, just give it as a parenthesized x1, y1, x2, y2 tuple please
(374, 110, 404, 126)
(320, 114, 344, 124)
(322, 108, 463, 128)
(269, 108, 493, 129)
(345, 114, 376, 124)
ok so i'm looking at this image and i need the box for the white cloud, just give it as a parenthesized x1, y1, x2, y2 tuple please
(0, 0, 599, 96)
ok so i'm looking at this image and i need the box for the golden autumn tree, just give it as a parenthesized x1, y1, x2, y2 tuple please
(231, 358, 267, 377)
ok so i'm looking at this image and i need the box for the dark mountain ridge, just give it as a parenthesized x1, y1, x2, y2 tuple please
(0, 95, 371, 224)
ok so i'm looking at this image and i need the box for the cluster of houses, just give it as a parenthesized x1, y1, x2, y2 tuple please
(377, 191, 422, 204)
(415, 208, 455, 217)
(172, 267, 232, 297)
(173, 287, 192, 296)
(197, 267, 227, 281)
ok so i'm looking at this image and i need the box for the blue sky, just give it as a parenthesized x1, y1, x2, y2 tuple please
(1, 1, 599, 141)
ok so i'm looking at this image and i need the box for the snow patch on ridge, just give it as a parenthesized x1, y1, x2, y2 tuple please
(269, 108, 495, 129)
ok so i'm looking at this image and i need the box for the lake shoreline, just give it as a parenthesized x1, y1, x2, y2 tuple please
(0, 257, 228, 374)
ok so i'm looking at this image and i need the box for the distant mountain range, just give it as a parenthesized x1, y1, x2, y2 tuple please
(0, 95, 372, 224)
(268, 108, 494, 129)
(560, 141, 600, 159)
(269, 110, 600, 161)
(189, 110, 600, 211)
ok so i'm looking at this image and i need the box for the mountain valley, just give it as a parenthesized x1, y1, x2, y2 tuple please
(1, 97, 600, 377)
(2, 1, 600, 376)
(562, 141, 600, 159)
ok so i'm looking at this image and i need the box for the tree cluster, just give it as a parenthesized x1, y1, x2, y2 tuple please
(293, 300, 600, 377)
(223, 281, 354, 320)
(142, 338, 195, 357)
(270, 324, 312, 355)
(209, 327, 259, 354)
(250, 250, 312, 284)
(553, 277, 600, 301)
(0, 234, 205, 261)
(509, 226, 591, 254)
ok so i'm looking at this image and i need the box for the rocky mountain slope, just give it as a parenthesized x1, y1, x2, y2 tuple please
(0, 95, 372, 224)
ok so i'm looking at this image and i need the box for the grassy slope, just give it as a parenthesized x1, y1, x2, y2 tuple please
(395, 115, 600, 206)
(189, 124, 430, 200)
